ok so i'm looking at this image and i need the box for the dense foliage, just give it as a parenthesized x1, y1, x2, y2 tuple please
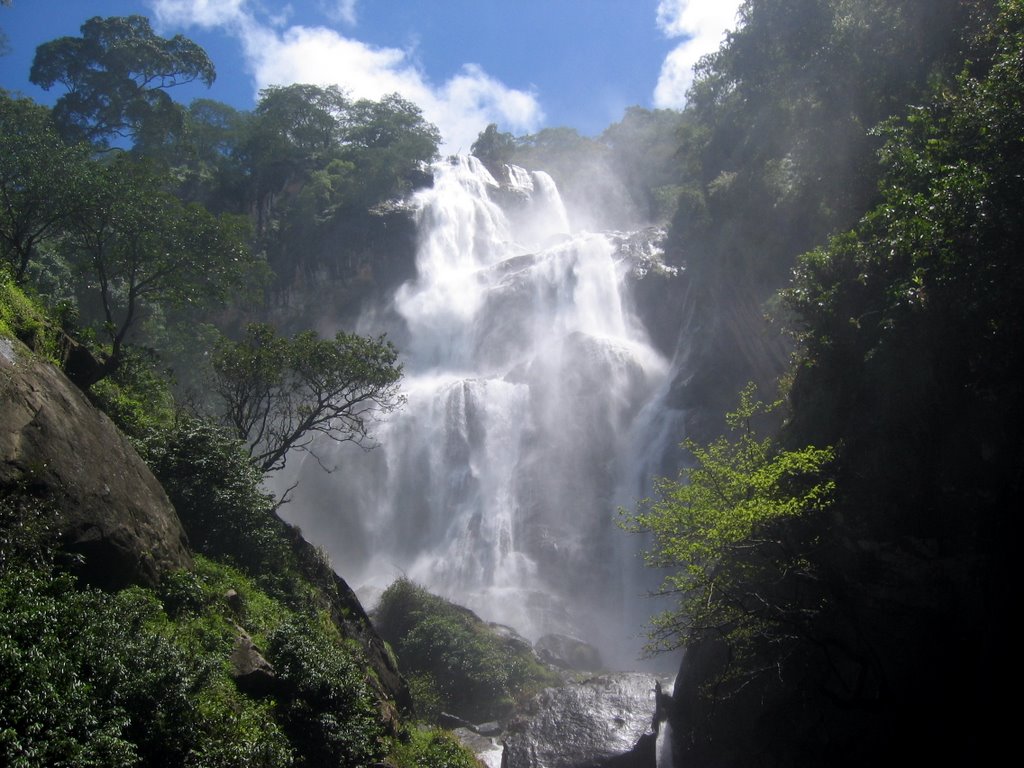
(613, 0, 1021, 764)
(0, 553, 293, 768)
(139, 416, 295, 580)
(620, 385, 835, 663)
(6, 0, 1021, 764)
(30, 15, 215, 148)
(375, 579, 558, 722)
(0, 14, 472, 768)
(1, 446, 474, 768)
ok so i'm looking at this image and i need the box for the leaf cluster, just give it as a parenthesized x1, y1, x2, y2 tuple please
(620, 384, 835, 662)
(0, 563, 292, 768)
(267, 619, 387, 768)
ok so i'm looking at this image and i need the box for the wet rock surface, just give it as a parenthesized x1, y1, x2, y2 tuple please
(0, 344, 192, 588)
(535, 633, 603, 671)
(503, 673, 660, 768)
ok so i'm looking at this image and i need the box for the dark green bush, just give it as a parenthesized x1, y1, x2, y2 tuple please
(87, 347, 175, 439)
(268, 619, 387, 768)
(391, 727, 480, 768)
(0, 566, 292, 768)
(375, 579, 557, 721)
(140, 416, 296, 583)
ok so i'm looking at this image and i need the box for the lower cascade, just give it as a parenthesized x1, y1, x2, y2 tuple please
(282, 155, 678, 668)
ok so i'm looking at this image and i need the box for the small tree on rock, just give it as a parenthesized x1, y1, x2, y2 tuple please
(211, 322, 404, 475)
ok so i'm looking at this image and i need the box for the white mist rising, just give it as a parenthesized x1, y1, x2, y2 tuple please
(279, 156, 678, 668)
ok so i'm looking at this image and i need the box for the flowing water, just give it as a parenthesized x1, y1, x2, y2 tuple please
(282, 156, 681, 668)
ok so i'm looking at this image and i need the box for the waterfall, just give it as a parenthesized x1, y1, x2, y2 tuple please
(282, 155, 676, 666)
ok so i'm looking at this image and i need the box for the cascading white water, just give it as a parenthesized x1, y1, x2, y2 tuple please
(283, 155, 676, 666)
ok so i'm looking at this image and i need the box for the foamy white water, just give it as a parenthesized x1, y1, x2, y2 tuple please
(282, 156, 677, 667)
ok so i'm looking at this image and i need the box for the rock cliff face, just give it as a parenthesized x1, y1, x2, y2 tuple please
(0, 340, 192, 588)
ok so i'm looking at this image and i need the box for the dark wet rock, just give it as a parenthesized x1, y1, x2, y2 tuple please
(0, 344, 192, 588)
(452, 727, 504, 767)
(504, 673, 659, 768)
(535, 633, 603, 671)
(487, 622, 534, 655)
(475, 721, 502, 737)
(224, 588, 244, 615)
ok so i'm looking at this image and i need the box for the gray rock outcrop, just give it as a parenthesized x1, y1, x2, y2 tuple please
(535, 633, 603, 671)
(504, 673, 660, 768)
(230, 630, 279, 697)
(1, 342, 192, 587)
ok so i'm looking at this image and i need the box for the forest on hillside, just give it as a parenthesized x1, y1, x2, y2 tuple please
(3, 1, 1023, 765)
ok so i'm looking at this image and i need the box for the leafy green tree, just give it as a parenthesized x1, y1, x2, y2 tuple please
(211, 322, 404, 474)
(341, 93, 440, 202)
(471, 123, 516, 178)
(243, 83, 350, 208)
(785, 0, 1024, 506)
(0, 92, 91, 283)
(63, 156, 253, 385)
(140, 416, 295, 578)
(620, 384, 835, 659)
(30, 15, 215, 148)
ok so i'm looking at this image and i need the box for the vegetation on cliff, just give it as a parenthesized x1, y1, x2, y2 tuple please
(4, 0, 1022, 764)
(614, 1, 1021, 764)
(619, 385, 836, 663)
(0, 14, 474, 767)
(375, 579, 559, 723)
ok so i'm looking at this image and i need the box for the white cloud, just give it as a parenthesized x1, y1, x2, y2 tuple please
(323, 0, 357, 26)
(151, 0, 248, 28)
(653, 0, 741, 108)
(149, 0, 542, 151)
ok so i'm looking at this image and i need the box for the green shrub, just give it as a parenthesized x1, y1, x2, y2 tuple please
(0, 270, 60, 361)
(375, 579, 557, 721)
(390, 727, 480, 768)
(87, 347, 175, 439)
(268, 619, 387, 768)
(140, 417, 296, 583)
(0, 566, 293, 768)
(0, 486, 57, 572)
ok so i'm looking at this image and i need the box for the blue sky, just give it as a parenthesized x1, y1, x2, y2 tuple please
(1, 1, 740, 150)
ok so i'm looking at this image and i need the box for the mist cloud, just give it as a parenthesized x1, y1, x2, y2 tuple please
(653, 0, 741, 108)
(149, 0, 543, 152)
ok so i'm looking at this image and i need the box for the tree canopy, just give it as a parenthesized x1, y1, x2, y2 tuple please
(30, 15, 215, 147)
(62, 157, 253, 385)
(0, 92, 91, 283)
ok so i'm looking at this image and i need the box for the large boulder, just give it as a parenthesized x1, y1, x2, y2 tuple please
(535, 633, 603, 671)
(1, 342, 192, 587)
(504, 673, 660, 768)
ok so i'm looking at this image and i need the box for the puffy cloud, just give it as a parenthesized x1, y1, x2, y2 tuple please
(652, 0, 741, 108)
(149, 0, 542, 151)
